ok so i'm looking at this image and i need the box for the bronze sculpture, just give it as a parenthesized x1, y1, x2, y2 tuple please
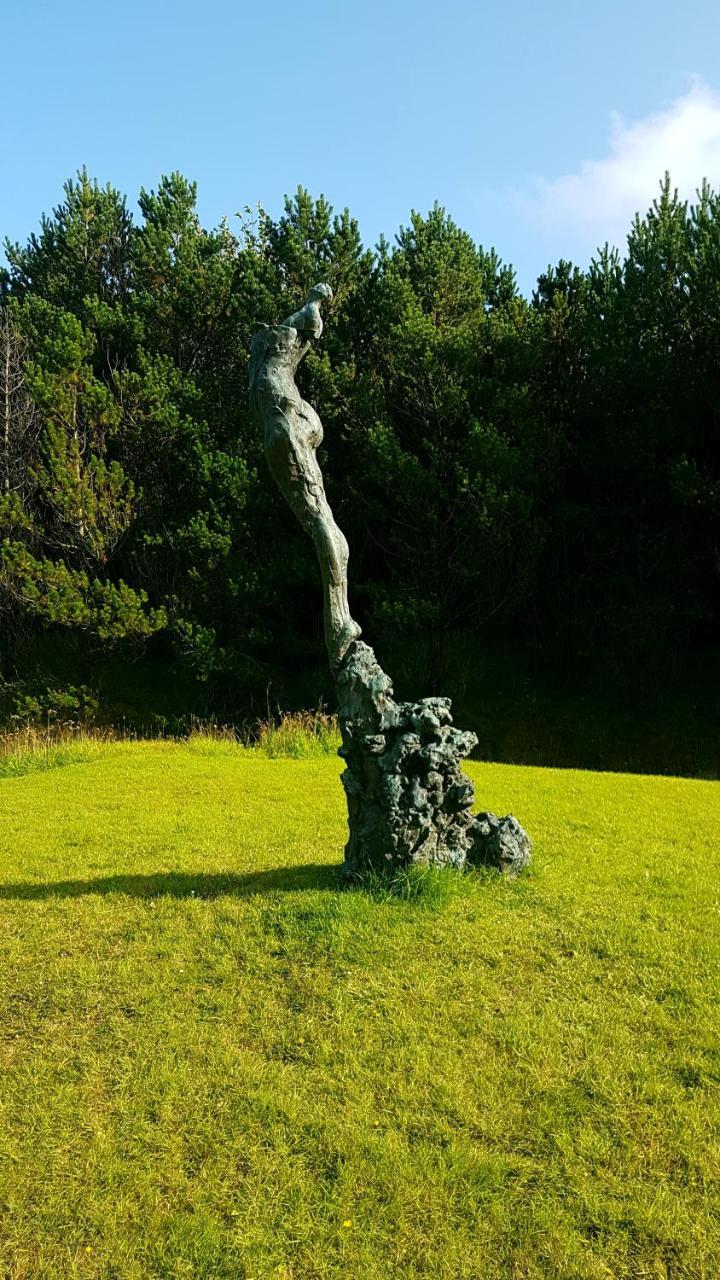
(249, 286, 531, 878)
(249, 284, 360, 671)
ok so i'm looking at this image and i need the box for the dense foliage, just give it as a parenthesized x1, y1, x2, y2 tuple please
(1, 171, 718, 727)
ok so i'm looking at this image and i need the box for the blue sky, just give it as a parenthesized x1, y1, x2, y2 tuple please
(3, 0, 720, 293)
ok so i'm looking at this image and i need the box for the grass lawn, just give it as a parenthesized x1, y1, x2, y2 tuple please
(1, 741, 719, 1279)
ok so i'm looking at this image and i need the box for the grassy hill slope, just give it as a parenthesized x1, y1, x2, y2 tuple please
(1, 742, 718, 1279)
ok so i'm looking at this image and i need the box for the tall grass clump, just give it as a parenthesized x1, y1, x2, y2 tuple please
(187, 709, 340, 758)
(185, 722, 244, 757)
(0, 724, 114, 779)
(255, 707, 340, 758)
(1, 708, 341, 775)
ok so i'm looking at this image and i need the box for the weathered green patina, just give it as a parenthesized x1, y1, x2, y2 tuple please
(249, 287, 531, 877)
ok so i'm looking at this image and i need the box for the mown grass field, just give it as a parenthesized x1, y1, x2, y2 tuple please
(1, 740, 719, 1279)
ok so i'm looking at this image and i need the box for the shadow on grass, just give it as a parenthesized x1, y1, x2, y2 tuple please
(0, 864, 341, 901)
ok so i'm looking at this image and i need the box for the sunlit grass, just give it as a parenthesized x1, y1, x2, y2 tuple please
(0, 710, 340, 780)
(253, 707, 340, 758)
(0, 725, 113, 779)
(1, 741, 718, 1278)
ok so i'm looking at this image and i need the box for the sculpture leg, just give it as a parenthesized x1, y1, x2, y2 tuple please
(265, 437, 360, 668)
(305, 496, 361, 667)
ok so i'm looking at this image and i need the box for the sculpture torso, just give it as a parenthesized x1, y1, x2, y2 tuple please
(250, 326, 324, 454)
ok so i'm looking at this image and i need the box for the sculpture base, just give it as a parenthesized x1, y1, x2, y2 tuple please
(336, 642, 531, 878)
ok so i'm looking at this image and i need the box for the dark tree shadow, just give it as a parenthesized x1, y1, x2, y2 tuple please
(0, 864, 341, 901)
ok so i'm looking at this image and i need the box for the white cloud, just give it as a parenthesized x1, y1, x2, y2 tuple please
(519, 79, 720, 256)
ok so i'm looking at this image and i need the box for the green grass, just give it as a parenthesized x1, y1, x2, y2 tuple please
(0, 727, 111, 780)
(253, 709, 340, 759)
(1, 741, 718, 1279)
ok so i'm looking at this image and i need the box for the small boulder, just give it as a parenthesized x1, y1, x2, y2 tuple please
(468, 812, 532, 876)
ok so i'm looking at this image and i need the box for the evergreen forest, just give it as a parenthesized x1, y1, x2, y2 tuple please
(2, 172, 718, 771)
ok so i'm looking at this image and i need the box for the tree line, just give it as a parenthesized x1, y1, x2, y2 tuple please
(1, 171, 718, 724)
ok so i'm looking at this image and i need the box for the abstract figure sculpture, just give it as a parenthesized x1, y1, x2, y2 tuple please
(249, 284, 361, 671)
(249, 286, 531, 878)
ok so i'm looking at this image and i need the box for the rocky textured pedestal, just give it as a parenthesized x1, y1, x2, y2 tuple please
(337, 641, 531, 878)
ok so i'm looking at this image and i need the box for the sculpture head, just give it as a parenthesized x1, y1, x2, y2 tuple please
(309, 283, 333, 304)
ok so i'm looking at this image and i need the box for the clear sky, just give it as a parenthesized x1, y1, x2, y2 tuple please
(3, 0, 720, 293)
